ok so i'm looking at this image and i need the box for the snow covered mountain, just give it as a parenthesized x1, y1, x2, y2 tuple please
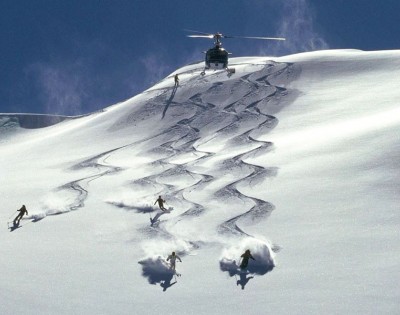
(1, 50, 399, 315)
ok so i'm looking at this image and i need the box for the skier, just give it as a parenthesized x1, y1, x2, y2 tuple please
(13, 205, 28, 225)
(239, 249, 255, 270)
(154, 195, 167, 211)
(174, 74, 179, 87)
(166, 251, 182, 271)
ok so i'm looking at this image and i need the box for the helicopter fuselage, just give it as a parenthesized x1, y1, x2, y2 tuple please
(205, 45, 229, 69)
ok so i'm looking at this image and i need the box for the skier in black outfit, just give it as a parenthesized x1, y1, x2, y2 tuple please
(14, 205, 28, 225)
(154, 196, 167, 211)
(239, 249, 255, 270)
(174, 74, 179, 87)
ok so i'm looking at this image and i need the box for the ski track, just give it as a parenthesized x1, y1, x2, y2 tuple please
(35, 61, 298, 275)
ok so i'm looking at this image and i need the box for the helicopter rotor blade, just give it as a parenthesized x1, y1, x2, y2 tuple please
(184, 29, 214, 36)
(187, 35, 215, 39)
(225, 35, 286, 41)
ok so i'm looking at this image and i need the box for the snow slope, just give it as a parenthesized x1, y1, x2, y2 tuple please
(1, 50, 399, 315)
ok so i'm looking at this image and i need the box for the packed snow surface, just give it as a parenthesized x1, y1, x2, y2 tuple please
(1, 49, 400, 314)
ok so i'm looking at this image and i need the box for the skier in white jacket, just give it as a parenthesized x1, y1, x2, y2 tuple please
(166, 251, 182, 271)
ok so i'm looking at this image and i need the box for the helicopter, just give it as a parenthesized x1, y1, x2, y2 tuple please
(186, 30, 285, 74)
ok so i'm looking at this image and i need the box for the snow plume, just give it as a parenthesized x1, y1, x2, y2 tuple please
(219, 238, 275, 276)
(27, 61, 89, 115)
(106, 200, 155, 213)
(138, 256, 176, 287)
(105, 191, 160, 213)
(273, 0, 328, 55)
(31, 189, 83, 220)
(138, 239, 190, 288)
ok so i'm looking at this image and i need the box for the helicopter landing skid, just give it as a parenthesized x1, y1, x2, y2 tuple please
(200, 67, 235, 76)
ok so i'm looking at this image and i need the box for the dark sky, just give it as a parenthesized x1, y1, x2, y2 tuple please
(1, 0, 399, 115)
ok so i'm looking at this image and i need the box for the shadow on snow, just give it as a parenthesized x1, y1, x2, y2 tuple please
(138, 256, 179, 292)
